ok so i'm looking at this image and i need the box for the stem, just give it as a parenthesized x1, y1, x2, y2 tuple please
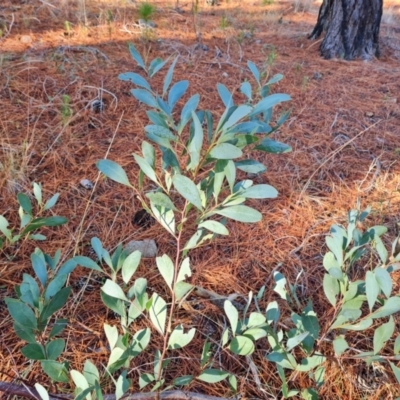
(156, 201, 189, 383)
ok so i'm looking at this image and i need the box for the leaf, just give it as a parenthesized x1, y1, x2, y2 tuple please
(242, 184, 278, 199)
(333, 335, 348, 356)
(34, 383, 49, 400)
(323, 274, 339, 306)
(373, 316, 395, 354)
(242, 327, 267, 341)
(370, 297, 400, 319)
(187, 111, 204, 170)
(174, 281, 193, 301)
(73, 256, 103, 272)
(179, 94, 200, 133)
(5, 298, 37, 330)
(71, 370, 90, 393)
(131, 89, 158, 108)
(168, 80, 189, 110)
(46, 339, 65, 360)
(104, 324, 119, 350)
(168, 324, 196, 349)
(395, 336, 400, 355)
(41, 360, 69, 383)
(287, 331, 309, 351)
(375, 267, 392, 298)
(22, 217, 68, 234)
(156, 254, 174, 290)
(389, 362, 400, 384)
(163, 56, 178, 96)
(49, 319, 68, 338)
(229, 335, 255, 355)
(43, 193, 60, 211)
(176, 257, 191, 283)
(266, 301, 280, 326)
(235, 159, 266, 174)
(172, 174, 203, 210)
(224, 300, 238, 335)
(101, 292, 126, 317)
(149, 57, 168, 78)
(18, 193, 33, 215)
(133, 154, 158, 184)
(149, 293, 167, 335)
(374, 235, 388, 264)
(173, 375, 193, 386)
(213, 205, 262, 223)
(240, 81, 252, 100)
(122, 251, 141, 284)
(301, 388, 319, 400)
(366, 271, 380, 311)
(97, 160, 131, 187)
(197, 369, 229, 383)
(0, 215, 11, 239)
(118, 72, 151, 90)
(267, 73, 284, 85)
(249, 93, 291, 117)
(198, 220, 229, 235)
(217, 83, 234, 108)
(144, 125, 175, 140)
(40, 287, 71, 322)
(222, 105, 252, 130)
(151, 203, 175, 236)
(247, 61, 260, 85)
(209, 143, 242, 159)
(139, 373, 155, 389)
(255, 138, 292, 154)
(128, 43, 146, 70)
(21, 343, 46, 360)
(101, 280, 128, 302)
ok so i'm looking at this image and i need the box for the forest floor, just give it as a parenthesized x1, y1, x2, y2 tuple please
(1, 0, 400, 398)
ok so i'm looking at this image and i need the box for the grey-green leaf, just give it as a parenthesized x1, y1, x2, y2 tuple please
(149, 293, 167, 335)
(97, 160, 131, 187)
(198, 220, 229, 235)
(229, 336, 255, 355)
(373, 316, 395, 354)
(224, 300, 238, 336)
(209, 143, 242, 160)
(101, 280, 128, 302)
(197, 369, 229, 384)
(133, 154, 158, 184)
(242, 184, 278, 199)
(213, 205, 262, 223)
(156, 254, 174, 290)
(172, 174, 202, 210)
(168, 324, 196, 349)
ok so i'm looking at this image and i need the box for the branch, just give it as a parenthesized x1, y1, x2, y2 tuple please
(0, 381, 230, 400)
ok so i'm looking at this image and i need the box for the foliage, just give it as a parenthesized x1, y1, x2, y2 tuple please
(0, 183, 67, 251)
(138, 2, 156, 22)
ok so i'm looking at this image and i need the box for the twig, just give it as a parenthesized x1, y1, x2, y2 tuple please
(0, 13, 14, 42)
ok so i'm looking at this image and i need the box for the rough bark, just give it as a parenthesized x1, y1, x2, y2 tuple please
(309, 0, 383, 60)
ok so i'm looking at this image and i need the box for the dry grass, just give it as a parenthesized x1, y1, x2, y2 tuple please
(1, 0, 400, 398)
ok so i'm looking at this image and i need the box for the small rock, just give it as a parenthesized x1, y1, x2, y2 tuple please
(20, 35, 32, 44)
(222, 72, 228, 78)
(365, 112, 374, 118)
(138, 19, 157, 28)
(255, 39, 261, 45)
(312, 72, 323, 80)
(90, 99, 105, 113)
(125, 239, 158, 258)
(80, 179, 94, 190)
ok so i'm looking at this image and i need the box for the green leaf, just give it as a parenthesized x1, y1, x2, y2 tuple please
(34, 383, 49, 400)
(133, 153, 159, 184)
(128, 43, 146, 70)
(149, 293, 167, 335)
(168, 324, 196, 349)
(333, 335, 348, 356)
(247, 312, 266, 329)
(301, 388, 319, 400)
(0, 215, 11, 239)
(370, 297, 400, 319)
(374, 235, 388, 264)
(13, 322, 37, 343)
(198, 369, 229, 384)
(266, 301, 280, 326)
(147, 193, 176, 213)
(255, 138, 292, 154)
(198, 220, 229, 235)
(366, 271, 380, 311)
(22, 217, 68, 235)
(375, 267, 392, 298)
(43, 193, 60, 211)
(149, 57, 168, 78)
(174, 281, 193, 301)
(209, 143, 242, 159)
(323, 274, 339, 306)
(41, 360, 69, 383)
(247, 61, 260, 85)
(156, 254, 174, 290)
(242, 328, 267, 341)
(229, 335, 255, 355)
(173, 375, 193, 386)
(121, 251, 141, 285)
(224, 300, 238, 335)
(287, 331, 309, 351)
(21, 343, 46, 360)
(49, 319, 68, 338)
(163, 56, 178, 96)
(18, 193, 33, 215)
(104, 323, 119, 350)
(101, 280, 128, 302)
(249, 93, 291, 117)
(235, 159, 266, 174)
(240, 81, 252, 100)
(168, 80, 189, 110)
(119, 71, 151, 90)
(172, 174, 203, 210)
(20, 274, 40, 307)
(5, 298, 37, 330)
(326, 236, 343, 266)
(390, 362, 400, 384)
(73, 256, 103, 272)
(213, 205, 262, 223)
(71, 369, 90, 392)
(40, 287, 71, 322)
(101, 292, 126, 317)
(97, 159, 131, 187)
(187, 111, 204, 170)
(217, 83, 234, 108)
(139, 373, 155, 389)
(267, 73, 284, 85)
(373, 316, 395, 354)
(179, 94, 200, 134)
(145, 125, 175, 140)
(177, 257, 191, 283)
(394, 336, 400, 355)
(46, 339, 65, 360)
(116, 371, 130, 400)
(223, 105, 252, 130)
(242, 184, 278, 199)
(151, 203, 175, 236)
(132, 88, 158, 108)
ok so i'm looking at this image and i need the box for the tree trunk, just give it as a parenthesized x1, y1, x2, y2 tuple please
(309, 0, 383, 60)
